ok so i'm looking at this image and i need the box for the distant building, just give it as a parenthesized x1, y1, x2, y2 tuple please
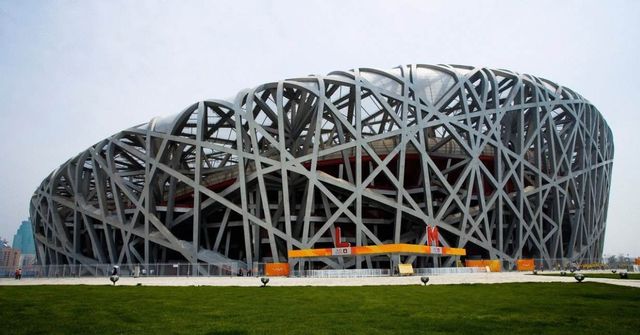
(11, 220, 36, 266)
(13, 220, 36, 254)
(1, 246, 21, 268)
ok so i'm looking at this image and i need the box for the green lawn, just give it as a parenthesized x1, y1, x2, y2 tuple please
(1, 283, 638, 334)
(539, 272, 640, 280)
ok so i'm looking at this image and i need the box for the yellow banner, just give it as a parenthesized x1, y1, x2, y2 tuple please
(265, 263, 290, 276)
(398, 263, 414, 275)
(466, 259, 502, 272)
(288, 243, 466, 258)
(516, 259, 535, 271)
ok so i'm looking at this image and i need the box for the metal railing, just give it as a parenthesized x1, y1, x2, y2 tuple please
(494, 258, 639, 272)
(414, 267, 487, 275)
(290, 268, 391, 278)
(507, 258, 605, 271)
(0, 263, 243, 279)
(2, 261, 636, 279)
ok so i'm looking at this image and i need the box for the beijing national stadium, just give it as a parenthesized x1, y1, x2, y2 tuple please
(29, 64, 614, 273)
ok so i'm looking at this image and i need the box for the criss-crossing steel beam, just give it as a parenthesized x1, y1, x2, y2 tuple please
(30, 64, 614, 271)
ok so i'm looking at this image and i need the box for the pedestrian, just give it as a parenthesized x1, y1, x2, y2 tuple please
(17, 268, 22, 279)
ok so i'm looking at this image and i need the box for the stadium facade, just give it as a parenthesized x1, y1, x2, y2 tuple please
(30, 64, 614, 271)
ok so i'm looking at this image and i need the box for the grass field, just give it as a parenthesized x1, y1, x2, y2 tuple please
(1, 283, 639, 334)
(539, 272, 640, 280)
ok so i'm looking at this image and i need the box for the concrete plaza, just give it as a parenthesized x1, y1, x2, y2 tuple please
(2, 271, 639, 288)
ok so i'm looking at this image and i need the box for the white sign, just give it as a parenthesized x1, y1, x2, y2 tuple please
(431, 247, 442, 255)
(172, 264, 179, 268)
(332, 247, 352, 256)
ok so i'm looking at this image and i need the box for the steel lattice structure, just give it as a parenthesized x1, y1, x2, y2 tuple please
(30, 64, 614, 270)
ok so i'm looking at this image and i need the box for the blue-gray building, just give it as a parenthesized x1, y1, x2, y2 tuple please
(12, 220, 35, 254)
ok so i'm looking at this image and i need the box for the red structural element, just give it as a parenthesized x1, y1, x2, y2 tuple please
(427, 226, 439, 246)
(334, 227, 351, 248)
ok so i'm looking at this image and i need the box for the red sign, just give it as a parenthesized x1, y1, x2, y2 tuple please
(427, 226, 439, 246)
(334, 227, 351, 248)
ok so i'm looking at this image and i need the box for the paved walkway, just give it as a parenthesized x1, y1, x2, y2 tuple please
(2, 272, 639, 288)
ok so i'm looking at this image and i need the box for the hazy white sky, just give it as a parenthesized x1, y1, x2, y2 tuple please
(1, 0, 638, 256)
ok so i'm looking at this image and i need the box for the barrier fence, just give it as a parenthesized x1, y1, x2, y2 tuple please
(0, 263, 242, 278)
(2, 264, 489, 279)
(290, 268, 391, 278)
(505, 258, 633, 272)
(414, 267, 487, 275)
(2, 259, 636, 279)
